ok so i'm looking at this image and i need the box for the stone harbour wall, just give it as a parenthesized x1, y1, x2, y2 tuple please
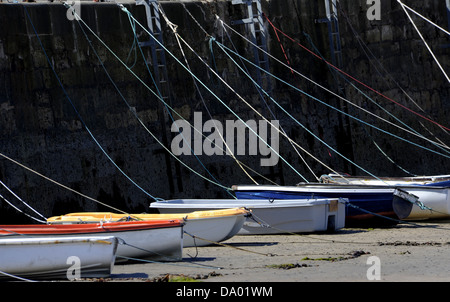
(0, 0, 448, 222)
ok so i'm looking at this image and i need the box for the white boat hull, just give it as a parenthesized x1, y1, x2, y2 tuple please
(182, 215, 246, 247)
(47, 217, 241, 249)
(151, 198, 346, 235)
(47, 210, 248, 248)
(320, 174, 450, 186)
(403, 187, 450, 220)
(0, 222, 184, 262)
(102, 227, 184, 262)
(0, 236, 117, 280)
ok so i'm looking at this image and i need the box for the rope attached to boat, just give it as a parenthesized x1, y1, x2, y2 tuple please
(115, 238, 224, 270)
(115, 4, 310, 183)
(0, 270, 37, 282)
(397, 0, 450, 83)
(183, 231, 276, 257)
(243, 205, 375, 245)
(262, 11, 450, 131)
(0, 151, 129, 215)
(65, 2, 235, 193)
(247, 200, 450, 239)
(24, 5, 162, 203)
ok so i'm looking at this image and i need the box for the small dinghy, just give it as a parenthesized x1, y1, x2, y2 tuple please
(232, 184, 416, 226)
(47, 208, 249, 247)
(0, 236, 118, 280)
(149, 198, 346, 235)
(320, 174, 450, 220)
(0, 219, 184, 262)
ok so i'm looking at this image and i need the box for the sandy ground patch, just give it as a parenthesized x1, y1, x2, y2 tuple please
(107, 220, 450, 282)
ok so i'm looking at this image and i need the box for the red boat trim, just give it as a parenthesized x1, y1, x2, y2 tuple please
(0, 219, 183, 235)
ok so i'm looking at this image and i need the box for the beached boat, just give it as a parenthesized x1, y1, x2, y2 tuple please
(46, 208, 249, 247)
(149, 198, 346, 235)
(320, 173, 450, 186)
(0, 236, 117, 280)
(320, 174, 450, 220)
(231, 184, 416, 226)
(0, 220, 184, 262)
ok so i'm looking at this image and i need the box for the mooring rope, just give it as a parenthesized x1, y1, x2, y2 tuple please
(227, 13, 450, 151)
(0, 270, 37, 282)
(335, 1, 450, 144)
(117, 255, 224, 270)
(125, 9, 235, 193)
(184, 231, 276, 257)
(115, 4, 310, 183)
(244, 12, 450, 153)
(0, 151, 128, 215)
(68, 3, 268, 192)
(248, 201, 450, 241)
(180, 3, 318, 182)
(0, 180, 47, 223)
(23, 6, 162, 203)
(261, 13, 450, 132)
(213, 15, 450, 183)
(157, 4, 260, 186)
(212, 39, 387, 181)
(301, 31, 433, 175)
(212, 38, 450, 162)
(0, 192, 47, 224)
(397, 0, 450, 83)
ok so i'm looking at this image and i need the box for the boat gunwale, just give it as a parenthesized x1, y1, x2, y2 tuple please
(47, 212, 249, 224)
(0, 235, 118, 246)
(231, 184, 443, 192)
(150, 198, 346, 209)
(55, 208, 249, 219)
(319, 175, 450, 189)
(0, 220, 184, 236)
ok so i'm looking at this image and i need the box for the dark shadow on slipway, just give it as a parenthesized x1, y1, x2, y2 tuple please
(110, 273, 149, 279)
(329, 229, 370, 235)
(219, 241, 279, 247)
(222, 229, 371, 243)
(182, 257, 217, 262)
